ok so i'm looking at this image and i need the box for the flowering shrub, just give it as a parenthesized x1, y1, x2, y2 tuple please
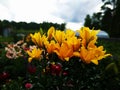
(0, 27, 111, 90)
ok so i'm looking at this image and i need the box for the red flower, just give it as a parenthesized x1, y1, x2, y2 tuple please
(50, 63, 62, 76)
(27, 65, 36, 74)
(2, 72, 9, 79)
(25, 83, 33, 89)
(0, 72, 9, 80)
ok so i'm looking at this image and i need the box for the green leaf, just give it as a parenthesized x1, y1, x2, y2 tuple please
(105, 62, 119, 75)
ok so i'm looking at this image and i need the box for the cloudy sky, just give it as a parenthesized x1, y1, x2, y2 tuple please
(0, 0, 103, 30)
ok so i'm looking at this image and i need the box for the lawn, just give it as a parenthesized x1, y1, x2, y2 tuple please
(98, 38, 120, 59)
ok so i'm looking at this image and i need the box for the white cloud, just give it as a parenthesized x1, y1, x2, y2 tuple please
(55, 0, 103, 23)
(0, 0, 103, 28)
(7, 0, 64, 23)
(0, 4, 12, 20)
(66, 22, 83, 31)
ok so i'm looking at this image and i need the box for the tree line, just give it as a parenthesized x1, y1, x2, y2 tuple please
(0, 20, 66, 35)
(84, 0, 120, 38)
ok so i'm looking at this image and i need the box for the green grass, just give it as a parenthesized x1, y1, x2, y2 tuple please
(98, 39, 120, 59)
(0, 36, 14, 42)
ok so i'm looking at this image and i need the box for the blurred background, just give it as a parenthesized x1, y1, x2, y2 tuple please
(0, 0, 120, 41)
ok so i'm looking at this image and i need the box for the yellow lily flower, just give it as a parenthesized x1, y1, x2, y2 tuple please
(53, 30, 65, 45)
(79, 46, 111, 65)
(90, 46, 111, 65)
(42, 34, 48, 46)
(65, 29, 75, 39)
(54, 41, 73, 61)
(30, 32, 42, 47)
(47, 26, 55, 40)
(67, 37, 81, 51)
(45, 40, 59, 54)
(78, 27, 100, 47)
(30, 32, 47, 47)
(27, 47, 43, 63)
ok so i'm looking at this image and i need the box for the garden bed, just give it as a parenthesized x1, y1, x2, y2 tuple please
(0, 28, 120, 90)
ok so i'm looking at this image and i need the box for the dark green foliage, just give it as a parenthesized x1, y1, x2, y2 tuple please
(101, 8, 112, 33)
(84, 0, 120, 38)
(0, 39, 120, 90)
(84, 14, 92, 28)
(84, 13, 102, 30)
(0, 20, 66, 36)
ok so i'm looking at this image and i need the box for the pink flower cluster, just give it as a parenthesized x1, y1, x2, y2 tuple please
(5, 40, 26, 59)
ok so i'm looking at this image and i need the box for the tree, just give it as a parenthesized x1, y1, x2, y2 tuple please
(84, 12, 102, 30)
(0, 20, 3, 35)
(101, 8, 112, 33)
(110, 0, 120, 37)
(84, 14, 92, 28)
(101, 0, 117, 10)
(91, 12, 102, 29)
(101, 0, 120, 37)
